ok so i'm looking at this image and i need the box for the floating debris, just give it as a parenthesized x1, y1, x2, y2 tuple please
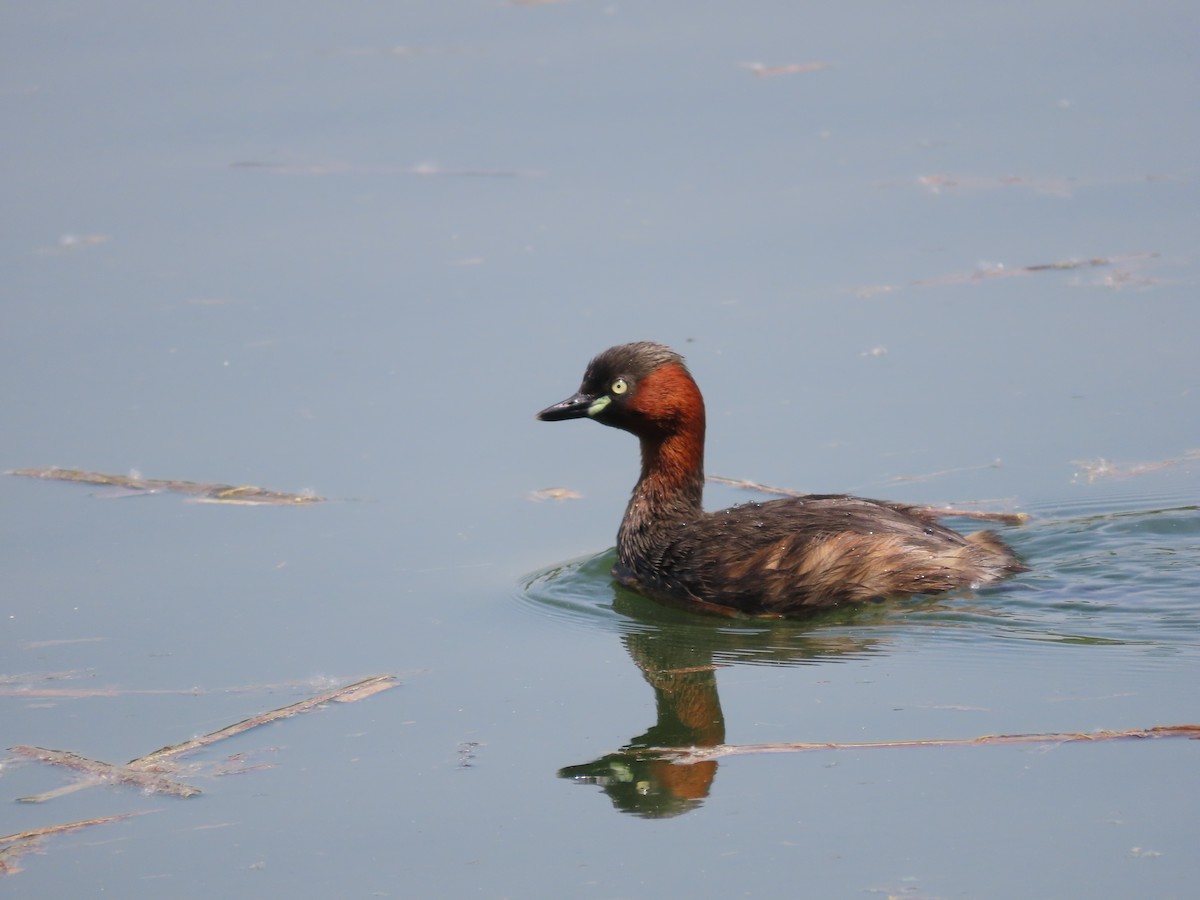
(0, 672, 406, 700)
(853, 284, 901, 299)
(528, 487, 582, 502)
(707, 474, 805, 497)
(915, 505, 1030, 526)
(20, 637, 106, 650)
(457, 741, 482, 769)
(131, 674, 397, 770)
(318, 45, 477, 59)
(913, 253, 1158, 287)
(231, 161, 538, 178)
(884, 459, 1004, 484)
(917, 174, 1073, 196)
(57, 233, 111, 248)
(649, 724, 1200, 765)
(1074, 267, 1167, 291)
(9, 746, 201, 799)
(11, 675, 399, 803)
(7, 468, 323, 505)
(739, 61, 829, 78)
(1129, 847, 1163, 859)
(1071, 448, 1200, 483)
(853, 252, 1161, 297)
(0, 812, 156, 877)
(34, 234, 111, 256)
(1, 687, 122, 699)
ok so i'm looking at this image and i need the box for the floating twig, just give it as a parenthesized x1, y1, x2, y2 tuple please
(528, 487, 582, 502)
(7, 468, 323, 505)
(0, 811, 155, 877)
(33, 234, 112, 256)
(232, 161, 537, 178)
(854, 252, 1161, 298)
(649, 724, 1200, 765)
(9, 746, 200, 800)
(917, 174, 1073, 196)
(1071, 448, 1200, 483)
(884, 459, 1003, 484)
(912, 506, 1029, 526)
(1, 669, 88, 684)
(132, 674, 398, 768)
(0, 810, 156, 848)
(739, 61, 829, 78)
(707, 474, 806, 497)
(912, 253, 1158, 287)
(14, 780, 109, 805)
(0, 688, 123, 698)
(0, 673, 404, 700)
(10, 675, 399, 802)
(317, 45, 478, 59)
(20, 637, 106, 650)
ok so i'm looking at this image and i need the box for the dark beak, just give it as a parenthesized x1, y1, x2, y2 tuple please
(537, 391, 595, 421)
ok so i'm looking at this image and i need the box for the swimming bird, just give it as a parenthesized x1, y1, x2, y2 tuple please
(537, 342, 1025, 617)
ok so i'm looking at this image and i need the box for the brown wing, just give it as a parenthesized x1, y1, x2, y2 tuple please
(650, 496, 1020, 614)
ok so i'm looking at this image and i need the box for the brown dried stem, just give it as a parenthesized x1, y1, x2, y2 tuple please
(649, 724, 1200, 765)
(133, 674, 397, 767)
(10, 675, 398, 802)
(0, 810, 156, 847)
(7, 467, 323, 505)
(9, 747, 200, 799)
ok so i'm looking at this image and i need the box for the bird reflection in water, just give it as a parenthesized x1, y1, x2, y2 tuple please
(557, 586, 893, 818)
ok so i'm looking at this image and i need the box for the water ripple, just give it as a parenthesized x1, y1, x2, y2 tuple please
(516, 492, 1200, 667)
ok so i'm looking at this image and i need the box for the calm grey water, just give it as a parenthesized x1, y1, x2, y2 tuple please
(3, 1, 1198, 897)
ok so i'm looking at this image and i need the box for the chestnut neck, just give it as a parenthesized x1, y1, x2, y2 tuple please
(625, 364, 707, 523)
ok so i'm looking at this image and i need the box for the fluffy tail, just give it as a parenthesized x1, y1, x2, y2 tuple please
(965, 530, 1028, 584)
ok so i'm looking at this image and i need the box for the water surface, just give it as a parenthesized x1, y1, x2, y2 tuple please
(3, 1, 1198, 897)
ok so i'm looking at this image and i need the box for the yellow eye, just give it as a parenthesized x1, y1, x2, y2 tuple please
(611, 378, 628, 395)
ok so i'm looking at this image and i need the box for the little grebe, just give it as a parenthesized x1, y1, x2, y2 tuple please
(537, 342, 1025, 617)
